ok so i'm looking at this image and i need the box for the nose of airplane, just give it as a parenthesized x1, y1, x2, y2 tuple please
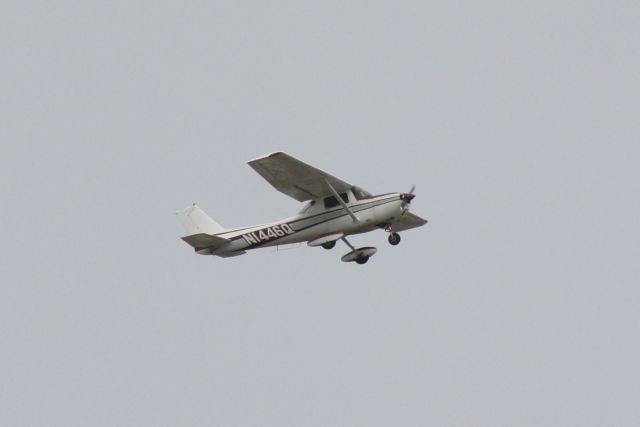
(401, 193, 415, 202)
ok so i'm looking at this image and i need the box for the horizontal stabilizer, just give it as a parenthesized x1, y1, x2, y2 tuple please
(218, 251, 246, 258)
(181, 233, 231, 249)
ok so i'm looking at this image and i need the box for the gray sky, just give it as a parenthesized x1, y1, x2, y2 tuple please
(1, 1, 639, 426)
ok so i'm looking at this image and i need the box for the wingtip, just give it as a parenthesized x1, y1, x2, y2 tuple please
(248, 151, 286, 163)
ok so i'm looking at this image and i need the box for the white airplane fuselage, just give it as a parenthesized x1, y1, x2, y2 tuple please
(195, 192, 405, 256)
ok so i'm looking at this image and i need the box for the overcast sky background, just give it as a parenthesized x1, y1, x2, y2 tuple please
(1, 1, 639, 426)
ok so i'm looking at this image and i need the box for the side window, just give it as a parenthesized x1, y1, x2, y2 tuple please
(324, 196, 339, 209)
(324, 193, 349, 209)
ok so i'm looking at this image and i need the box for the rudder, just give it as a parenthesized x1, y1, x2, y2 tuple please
(176, 204, 225, 235)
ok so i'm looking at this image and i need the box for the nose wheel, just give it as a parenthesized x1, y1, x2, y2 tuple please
(388, 232, 401, 246)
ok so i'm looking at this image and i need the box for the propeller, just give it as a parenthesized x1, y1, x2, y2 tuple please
(400, 185, 416, 215)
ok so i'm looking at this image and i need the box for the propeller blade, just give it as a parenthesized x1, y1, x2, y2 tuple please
(401, 185, 416, 215)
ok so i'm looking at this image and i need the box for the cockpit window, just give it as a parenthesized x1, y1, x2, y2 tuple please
(352, 186, 373, 200)
(324, 193, 349, 209)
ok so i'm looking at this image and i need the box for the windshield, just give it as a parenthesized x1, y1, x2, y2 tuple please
(352, 186, 373, 200)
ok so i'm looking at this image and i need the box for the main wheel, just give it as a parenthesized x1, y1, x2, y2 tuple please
(388, 232, 401, 246)
(355, 256, 369, 265)
(322, 241, 336, 250)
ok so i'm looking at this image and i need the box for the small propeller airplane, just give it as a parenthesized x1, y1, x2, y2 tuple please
(176, 152, 427, 264)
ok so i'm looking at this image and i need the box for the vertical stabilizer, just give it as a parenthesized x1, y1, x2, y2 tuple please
(176, 204, 225, 235)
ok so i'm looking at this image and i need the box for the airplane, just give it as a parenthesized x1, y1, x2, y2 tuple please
(176, 152, 427, 265)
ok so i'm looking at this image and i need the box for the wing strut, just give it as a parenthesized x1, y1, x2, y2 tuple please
(324, 179, 359, 222)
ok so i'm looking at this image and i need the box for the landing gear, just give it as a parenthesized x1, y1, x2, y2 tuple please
(340, 237, 376, 265)
(388, 232, 401, 246)
(321, 241, 336, 250)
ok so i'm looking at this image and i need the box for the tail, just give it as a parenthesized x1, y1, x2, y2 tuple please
(176, 203, 225, 236)
(176, 204, 232, 252)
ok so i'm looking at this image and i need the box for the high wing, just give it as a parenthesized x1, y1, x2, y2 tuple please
(393, 213, 428, 232)
(248, 152, 353, 202)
